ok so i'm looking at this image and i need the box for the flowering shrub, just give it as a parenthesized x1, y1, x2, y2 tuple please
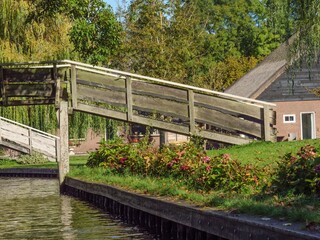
(272, 145, 320, 195)
(87, 138, 265, 192)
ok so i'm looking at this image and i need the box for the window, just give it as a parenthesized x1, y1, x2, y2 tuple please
(283, 114, 296, 123)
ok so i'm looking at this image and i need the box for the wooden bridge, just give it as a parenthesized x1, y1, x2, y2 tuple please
(0, 116, 59, 161)
(0, 60, 276, 181)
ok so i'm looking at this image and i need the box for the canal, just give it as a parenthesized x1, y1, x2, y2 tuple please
(0, 177, 155, 239)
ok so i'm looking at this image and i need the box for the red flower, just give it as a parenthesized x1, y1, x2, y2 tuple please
(180, 165, 191, 171)
(119, 157, 128, 164)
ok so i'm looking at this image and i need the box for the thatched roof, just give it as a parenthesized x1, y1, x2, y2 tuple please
(226, 36, 296, 98)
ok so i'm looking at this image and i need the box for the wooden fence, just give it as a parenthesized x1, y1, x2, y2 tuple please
(0, 60, 276, 145)
(0, 116, 60, 161)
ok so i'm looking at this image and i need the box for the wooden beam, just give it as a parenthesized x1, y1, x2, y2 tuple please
(126, 77, 133, 122)
(71, 65, 78, 109)
(263, 105, 273, 141)
(5, 83, 55, 97)
(188, 90, 195, 135)
(75, 103, 127, 121)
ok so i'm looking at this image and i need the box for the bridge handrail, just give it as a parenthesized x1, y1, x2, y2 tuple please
(0, 116, 60, 161)
(0, 60, 275, 108)
(0, 116, 59, 139)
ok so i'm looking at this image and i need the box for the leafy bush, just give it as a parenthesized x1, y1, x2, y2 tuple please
(87, 138, 265, 192)
(16, 152, 49, 165)
(272, 145, 320, 195)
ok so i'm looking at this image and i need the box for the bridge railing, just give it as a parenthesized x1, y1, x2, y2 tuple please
(0, 60, 276, 145)
(0, 116, 60, 161)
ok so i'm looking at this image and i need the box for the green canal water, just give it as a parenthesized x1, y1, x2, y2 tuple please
(0, 177, 155, 239)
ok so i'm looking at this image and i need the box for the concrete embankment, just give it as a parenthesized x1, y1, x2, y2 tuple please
(0, 168, 58, 178)
(62, 177, 320, 240)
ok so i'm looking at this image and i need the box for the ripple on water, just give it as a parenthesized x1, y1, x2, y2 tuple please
(0, 177, 154, 240)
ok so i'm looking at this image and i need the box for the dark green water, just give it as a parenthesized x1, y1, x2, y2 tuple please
(0, 177, 154, 239)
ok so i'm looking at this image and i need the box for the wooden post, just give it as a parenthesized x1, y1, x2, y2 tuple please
(0, 118, 2, 145)
(70, 65, 77, 109)
(188, 90, 195, 135)
(54, 63, 61, 108)
(126, 76, 133, 122)
(263, 105, 271, 142)
(0, 66, 7, 106)
(28, 128, 32, 155)
(57, 101, 69, 184)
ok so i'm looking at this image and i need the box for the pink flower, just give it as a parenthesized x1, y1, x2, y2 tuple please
(167, 162, 174, 169)
(180, 165, 191, 171)
(202, 156, 211, 163)
(206, 165, 212, 172)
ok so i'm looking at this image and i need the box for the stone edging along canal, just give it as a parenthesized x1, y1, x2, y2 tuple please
(0, 168, 58, 178)
(62, 177, 320, 240)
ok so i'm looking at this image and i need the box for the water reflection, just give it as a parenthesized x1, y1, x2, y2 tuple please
(0, 177, 154, 239)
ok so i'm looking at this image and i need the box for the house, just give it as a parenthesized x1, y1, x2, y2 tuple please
(226, 36, 320, 141)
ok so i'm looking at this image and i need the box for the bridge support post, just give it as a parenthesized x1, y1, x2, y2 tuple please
(57, 101, 69, 185)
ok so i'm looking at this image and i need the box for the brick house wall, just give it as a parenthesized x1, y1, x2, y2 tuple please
(275, 100, 320, 141)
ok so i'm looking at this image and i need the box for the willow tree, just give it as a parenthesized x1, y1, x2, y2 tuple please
(0, 0, 122, 139)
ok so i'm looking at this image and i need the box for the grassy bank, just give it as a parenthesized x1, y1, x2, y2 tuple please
(0, 155, 87, 168)
(1, 140, 320, 225)
(68, 139, 320, 225)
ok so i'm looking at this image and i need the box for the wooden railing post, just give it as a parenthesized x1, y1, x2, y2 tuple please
(0, 66, 7, 106)
(70, 64, 77, 109)
(263, 105, 272, 141)
(126, 76, 133, 122)
(57, 101, 69, 185)
(188, 90, 195, 135)
(28, 128, 33, 155)
(54, 63, 61, 108)
(0, 118, 2, 145)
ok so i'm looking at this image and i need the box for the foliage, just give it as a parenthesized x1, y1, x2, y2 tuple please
(87, 138, 266, 192)
(16, 152, 49, 165)
(272, 145, 320, 195)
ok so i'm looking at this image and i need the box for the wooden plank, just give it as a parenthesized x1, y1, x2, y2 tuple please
(195, 107, 262, 138)
(3, 68, 52, 82)
(75, 103, 127, 121)
(77, 84, 126, 105)
(5, 83, 55, 97)
(199, 130, 250, 145)
(1, 121, 29, 136)
(194, 93, 262, 119)
(0, 140, 30, 154)
(126, 77, 133, 121)
(132, 115, 189, 135)
(1, 129, 29, 147)
(77, 79, 126, 92)
(77, 69, 126, 89)
(7, 99, 55, 106)
(188, 90, 195, 134)
(132, 80, 188, 103)
(71, 65, 78, 109)
(133, 95, 189, 119)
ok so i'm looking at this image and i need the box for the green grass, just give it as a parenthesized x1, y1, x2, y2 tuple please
(207, 139, 320, 167)
(0, 155, 88, 168)
(68, 166, 320, 224)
